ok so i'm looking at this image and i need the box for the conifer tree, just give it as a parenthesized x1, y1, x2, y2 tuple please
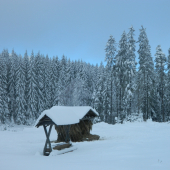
(93, 62, 105, 121)
(58, 55, 67, 105)
(115, 31, 129, 122)
(34, 52, 44, 117)
(8, 50, 18, 123)
(23, 50, 30, 117)
(105, 35, 116, 119)
(137, 26, 155, 121)
(166, 48, 170, 121)
(126, 26, 136, 115)
(27, 51, 37, 121)
(102, 65, 112, 123)
(42, 55, 51, 109)
(0, 50, 10, 123)
(155, 45, 167, 122)
(50, 56, 60, 107)
(15, 56, 26, 124)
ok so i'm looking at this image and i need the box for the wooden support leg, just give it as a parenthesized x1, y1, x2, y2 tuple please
(64, 125, 71, 143)
(43, 124, 53, 156)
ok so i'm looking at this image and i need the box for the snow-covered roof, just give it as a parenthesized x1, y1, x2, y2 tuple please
(35, 106, 98, 126)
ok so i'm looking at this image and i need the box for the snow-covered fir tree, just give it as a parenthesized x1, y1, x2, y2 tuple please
(0, 50, 10, 124)
(92, 62, 105, 121)
(126, 26, 136, 115)
(137, 26, 155, 121)
(105, 35, 116, 121)
(27, 51, 37, 122)
(34, 52, 44, 118)
(115, 31, 129, 122)
(166, 48, 170, 121)
(15, 56, 26, 124)
(23, 51, 30, 117)
(8, 50, 18, 123)
(155, 45, 167, 122)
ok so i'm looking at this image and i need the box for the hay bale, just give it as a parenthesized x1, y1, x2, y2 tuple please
(79, 120, 92, 135)
(55, 120, 95, 142)
(55, 126, 68, 142)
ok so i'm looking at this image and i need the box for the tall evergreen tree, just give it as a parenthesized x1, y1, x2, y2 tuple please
(137, 26, 155, 121)
(42, 55, 51, 109)
(126, 26, 136, 115)
(23, 50, 30, 117)
(58, 55, 67, 105)
(50, 56, 60, 107)
(102, 76, 111, 123)
(115, 31, 129, 122)
(105, 35, 116, 120)
(8, 50, 18, 123)
(93, 62, 105, 121)
(155, 45, 167, 122)
(27, 51, 37, 121)
(0, 50, 10, 124)
(15, 56, 26, 124)
(34, 52, 44, 117)
(166, 48, 170, 121)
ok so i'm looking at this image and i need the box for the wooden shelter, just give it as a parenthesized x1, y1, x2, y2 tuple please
(35, 106, 99, 156)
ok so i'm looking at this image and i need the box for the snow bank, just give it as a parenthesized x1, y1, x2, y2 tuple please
(0, 121, 170, 170)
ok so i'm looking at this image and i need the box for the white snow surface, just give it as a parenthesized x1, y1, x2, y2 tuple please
(0, 121, 170, 170)
(35, 106, 98, 126)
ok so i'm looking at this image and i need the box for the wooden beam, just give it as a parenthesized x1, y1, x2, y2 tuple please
(64, 125, 71, 143)
(43, 124, 53, 156)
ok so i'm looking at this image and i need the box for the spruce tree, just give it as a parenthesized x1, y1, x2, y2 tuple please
(50, 56, 60, 107)
(155, 45, 167, 122)
(105, 35, 116, 120)
(102, 64, 113, 123)
(115, 31, 129, 122)
(58, 55, 67, 105)
(126, 26, 136, 115)
(27, 51, 37, 121)
(23, 50, 30, 117)
(42, 55, 51, 109)
(137, 26, 154, 121)
(0, 50, 10, 124)
(93, 62, 105, 121)
(166, 48, 170, 120)
(34, 52, 44, 117)
(8, 50, 18, 123)
(15, 56, 26, 124)
(166, 48, 170, 121)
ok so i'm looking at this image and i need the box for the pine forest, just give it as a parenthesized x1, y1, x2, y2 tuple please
(0, 26, 170, 125)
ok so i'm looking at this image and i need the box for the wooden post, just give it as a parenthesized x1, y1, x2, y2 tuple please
(64, 125, 71, 143)
(43, 124, 53, 156)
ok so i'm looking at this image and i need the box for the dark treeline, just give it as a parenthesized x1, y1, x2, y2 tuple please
(0, 26, 170, 125)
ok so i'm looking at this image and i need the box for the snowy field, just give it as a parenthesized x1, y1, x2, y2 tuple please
(0, 121, 170, 170)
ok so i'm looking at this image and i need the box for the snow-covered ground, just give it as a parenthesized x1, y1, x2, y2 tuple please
(0, 121, 170, 170)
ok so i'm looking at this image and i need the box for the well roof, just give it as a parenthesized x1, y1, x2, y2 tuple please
(35, 106, 98, 126)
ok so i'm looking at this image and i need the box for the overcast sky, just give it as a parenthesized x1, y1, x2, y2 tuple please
(0, 0, 170, 65)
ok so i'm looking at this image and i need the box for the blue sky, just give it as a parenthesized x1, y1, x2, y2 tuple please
(0, 0, 170, 65)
